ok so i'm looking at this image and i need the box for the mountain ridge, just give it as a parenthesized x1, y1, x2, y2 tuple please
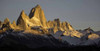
(0, 5, 100, 50)
(0, 5, 99, 38)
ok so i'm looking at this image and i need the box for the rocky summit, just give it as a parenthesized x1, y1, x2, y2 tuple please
(0, 5, 83, 38)
(0, 5, 100, 51)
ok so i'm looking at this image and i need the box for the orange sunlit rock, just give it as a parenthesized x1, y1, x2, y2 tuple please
(88, 33, 100, 40)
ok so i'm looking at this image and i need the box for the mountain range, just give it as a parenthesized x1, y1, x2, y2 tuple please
(0, 5, 100, 51)
(0, 5, 83, 38)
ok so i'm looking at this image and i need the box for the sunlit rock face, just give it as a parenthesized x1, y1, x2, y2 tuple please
(29, 5, 47, 28)
(17, 10, 30, 30)
(88, 33, 100, 40)
(47, 18, 70, 33)
(12, 21, 17, 28)
(47, 18, 62, 33)
(16, 5, 48, 34)
(3, 18, 10, 24)
(0, 18, 15, 32)
(46, 18, 83, 38)
(0, 5, 83, 38)
(2, 18, 11, 30)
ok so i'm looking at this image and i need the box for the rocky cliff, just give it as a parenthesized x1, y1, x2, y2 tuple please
(0, 5, 83, 38)
(29, 5, 47, 27)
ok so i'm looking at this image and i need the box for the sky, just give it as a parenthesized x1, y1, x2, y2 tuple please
(0, 0, 100, 31)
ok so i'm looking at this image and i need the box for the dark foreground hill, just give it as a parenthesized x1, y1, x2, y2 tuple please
(0, 30, 100, 51)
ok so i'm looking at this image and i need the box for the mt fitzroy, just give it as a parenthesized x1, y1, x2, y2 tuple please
(0, 5, 83, 38)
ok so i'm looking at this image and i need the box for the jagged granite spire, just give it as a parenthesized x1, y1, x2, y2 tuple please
(12, 20, 16, 27)
(17, 10, 30, 30)
(0, 5, 83, 37)
(4, 18, 10, 24)
(29, 4, 41, 18)
(29, 5, 47, 27)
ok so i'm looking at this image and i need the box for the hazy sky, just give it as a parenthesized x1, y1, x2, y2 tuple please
(0, 0, 100, 31)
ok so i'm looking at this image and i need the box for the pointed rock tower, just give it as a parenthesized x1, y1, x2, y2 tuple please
(17, 10, 30, 30)
(12, 20, 16, 27)
(0, 5, 83, 37)
(61, 22, 69, 31)
(29, 5, 47, 28)
(4, 18, 10, 24)
(1, 18, 13, 31)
